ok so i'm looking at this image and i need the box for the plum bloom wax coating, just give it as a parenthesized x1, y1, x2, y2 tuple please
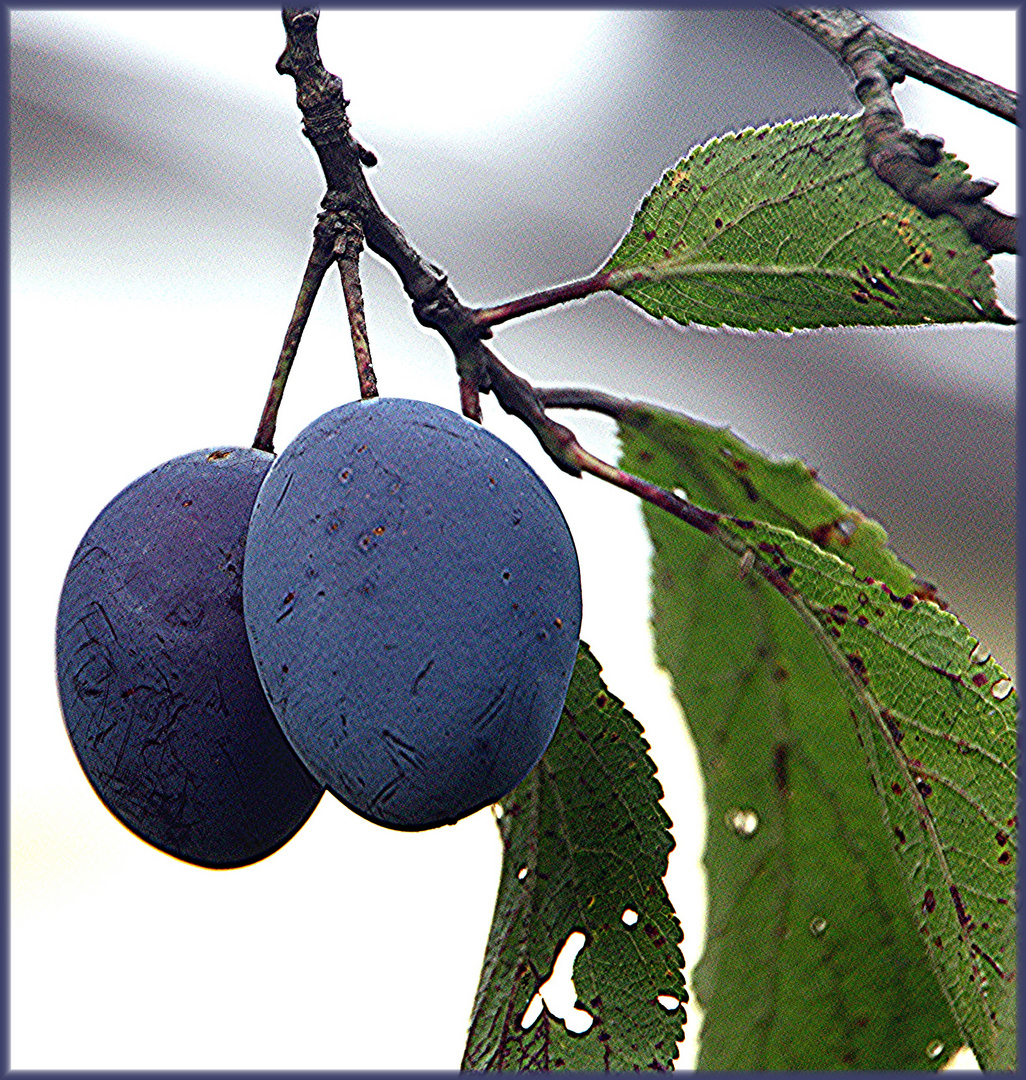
(243, 397, 583, 830)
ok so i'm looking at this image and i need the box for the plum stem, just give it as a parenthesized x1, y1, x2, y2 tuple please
(332, 207, 378, 401)
(253, 212, 336, 453)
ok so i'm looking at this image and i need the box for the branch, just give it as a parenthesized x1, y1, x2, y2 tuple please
(277, 9, 489, 367)
(778, 8, 1016, 255)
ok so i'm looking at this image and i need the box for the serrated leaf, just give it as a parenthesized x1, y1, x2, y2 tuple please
(604, 114, 1008, 332)
(618, 409, 988, 1069)
(719, 517, 1018, 1072)
(619, 401, 920, 597)
(462, 642, 687, 1071)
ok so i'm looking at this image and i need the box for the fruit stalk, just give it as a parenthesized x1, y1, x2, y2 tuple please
(253, 212, 337, 453)
(332, 208, 378, 400)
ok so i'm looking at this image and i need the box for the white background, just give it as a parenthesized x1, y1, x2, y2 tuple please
(10, 8, 1015, 1071)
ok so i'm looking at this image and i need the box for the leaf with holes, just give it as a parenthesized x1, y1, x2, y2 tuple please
(618, 407, 982, 1069)
(717, 516, 1018, 1072)
(603, 114, 1009, 332)
(462, 642, 687, 1071)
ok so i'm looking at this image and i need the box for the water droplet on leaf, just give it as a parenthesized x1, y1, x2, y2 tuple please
(809, 916, 827, 937)
(926, 1040, 945, 1060)
(622, 908, 639, 926)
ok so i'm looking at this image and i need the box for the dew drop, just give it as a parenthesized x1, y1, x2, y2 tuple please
(726, 807, 759, 836)
(673, 487, 688, 501)
(656, 995, 680, 1011)
(926, 1039, 945, 1060)
(493, 804, 504, 820)
(622, 908, 639, 926)
(991, 679, 1013, 700)
(809, 916, 828, 937)
(517, 866, 529, 881)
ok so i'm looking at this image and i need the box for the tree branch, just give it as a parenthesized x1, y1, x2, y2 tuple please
(777, 8, 1016, 255)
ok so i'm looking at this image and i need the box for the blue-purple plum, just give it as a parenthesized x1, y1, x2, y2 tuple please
(55, 447, 323, 868)
(242, 398, 582, 830)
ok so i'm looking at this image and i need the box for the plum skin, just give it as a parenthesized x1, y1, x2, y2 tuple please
(243, 397, 582, 830)
(55, 447, 323, 869)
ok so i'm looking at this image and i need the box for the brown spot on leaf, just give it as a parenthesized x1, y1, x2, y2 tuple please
(950, 886, 971, 927)
(847, 653, 869, 684)
(923, 889, 936, 914)
(810, 521, 838, 547)
(773, 743, 789, 793)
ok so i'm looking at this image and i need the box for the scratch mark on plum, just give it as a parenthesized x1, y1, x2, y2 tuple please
(411, 658, 435, 694)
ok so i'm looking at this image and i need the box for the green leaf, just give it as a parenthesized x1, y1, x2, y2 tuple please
(462, 642, 687, 1071)
(604, 114, 1009, 332)
(618, 406, 1006, 1069)
(719, 516, 1018, 1072)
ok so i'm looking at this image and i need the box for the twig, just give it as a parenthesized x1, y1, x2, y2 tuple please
(277, 9, 488, 375)
(779, 8, 1016, 123)
(274, 6, 592, 477)
(778, 8, 1016, 255)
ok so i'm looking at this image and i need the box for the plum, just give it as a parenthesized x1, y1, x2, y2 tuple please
(243, 397, 582, 830)
(55, 447, 323, 869)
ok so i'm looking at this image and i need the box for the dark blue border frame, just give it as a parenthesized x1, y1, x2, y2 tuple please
(4, 2, 1021, 1077)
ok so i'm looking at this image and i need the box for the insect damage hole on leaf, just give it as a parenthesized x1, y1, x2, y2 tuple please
(726, 807, 759, 836)
(520, 992, 544, 1030)
(519, 930, 595, 1034)
(622, 907, 639, 926)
